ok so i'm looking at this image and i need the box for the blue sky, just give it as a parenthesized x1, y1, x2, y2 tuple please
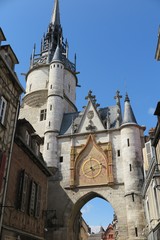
(81, 198, 114, 233)
(1, 0, 160, 233)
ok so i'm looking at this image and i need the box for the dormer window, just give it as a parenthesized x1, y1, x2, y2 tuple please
(35, 142, 40, 156)
(25, 130, 30, 146)
(0, 96, 7, 125)
(5, 53, 14, 69)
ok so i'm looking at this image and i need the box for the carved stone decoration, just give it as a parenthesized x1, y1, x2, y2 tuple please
(86, 120, 96, 131)
(70, 134, 114, 187)
(87, 110, 94, 119)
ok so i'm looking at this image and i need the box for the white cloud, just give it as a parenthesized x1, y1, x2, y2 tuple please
(148, 107, 155, 115)
(81, 203, 93, 214)
(90, 225, 102, 234)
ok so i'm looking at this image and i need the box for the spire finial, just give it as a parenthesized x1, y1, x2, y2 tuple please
(51, 0, 60, 26)
(85, 90, 100, 108)
(125, 92, 130, 102)
(114, 90, 122, 106)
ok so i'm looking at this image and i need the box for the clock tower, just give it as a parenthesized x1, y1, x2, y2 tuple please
(19, 1, 147, 240)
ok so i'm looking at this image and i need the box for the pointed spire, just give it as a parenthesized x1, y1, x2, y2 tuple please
(52, 44, 62, 62)
(51, 0, 61, 26)
(122, 93, 137, 125)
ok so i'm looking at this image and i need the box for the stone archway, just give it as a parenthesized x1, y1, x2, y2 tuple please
(65, 189, 128, 240)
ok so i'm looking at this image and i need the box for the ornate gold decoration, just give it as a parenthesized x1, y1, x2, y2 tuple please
(69, 134, 114, 187)
(82, 157, 102, 178)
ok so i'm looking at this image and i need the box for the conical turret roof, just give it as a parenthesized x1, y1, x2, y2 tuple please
(52, 44, 62, 62)
(122, 93, 137, 125)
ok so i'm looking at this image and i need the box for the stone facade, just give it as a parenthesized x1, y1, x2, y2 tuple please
(18, 1, 147, 240)
(79, 216, 90, 240)
(0, 28, 24, 234)
(1, 119, 52, 240)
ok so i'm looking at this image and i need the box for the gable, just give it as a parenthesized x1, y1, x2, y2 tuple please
(78, 101, 105, 133)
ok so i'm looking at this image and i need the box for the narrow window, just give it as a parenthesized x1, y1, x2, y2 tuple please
(50, 85, 52, 89)
(60, 156, 63, 163)
(49, 121, 51, 127)
(40, 109, 47, 121)
(68, 84, 71, 93)
(54, 64, 55, 67)
(57, 64, 59, 68)
(0, 96, 7, 125)
(135, 227, 138, 237)
(50, 105, 52, 110)
(127, 138, 130, 146)
(129, 164, 132, 172)
(132, 193, 135, 202)
(47, 143, 49, 150)
(117, 150, 120, 157)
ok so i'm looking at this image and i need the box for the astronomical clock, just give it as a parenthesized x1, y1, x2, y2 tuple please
(70, 134, 114, 187)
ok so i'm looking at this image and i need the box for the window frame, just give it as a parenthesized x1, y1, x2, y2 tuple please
(40, 109, 47, 121)
(0, 96, 7, 125)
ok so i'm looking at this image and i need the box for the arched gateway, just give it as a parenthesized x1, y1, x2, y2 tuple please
(19, 0, 147, 239)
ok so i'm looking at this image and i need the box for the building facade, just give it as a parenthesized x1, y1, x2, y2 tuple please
(88, 227, 104, 240)
(142, 28, 160, 240)
(102, 224, 115, 240)
(1, 119, 52, 240)
(142, 103, 160, 240)
(79, 216, 90, 240)
(0, 28, 24, 235)
(19, 1, 147, 239)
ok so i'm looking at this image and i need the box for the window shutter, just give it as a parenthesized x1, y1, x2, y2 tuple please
(17, 170, 24, 209)
(0, 97, 1, 119)
(145, 141, 152, 165)
(29, 181, 37, 216)
(17, 170, 28, 212)
(35, 184, 41, 218)
(0, 152, 6, 192)
(21, 171, 28, 212)
(145, 140, 156, 165)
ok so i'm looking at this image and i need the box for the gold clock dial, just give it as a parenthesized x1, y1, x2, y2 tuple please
(82, 157, 102, 178)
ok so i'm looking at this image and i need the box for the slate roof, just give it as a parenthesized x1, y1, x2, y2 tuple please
(60, 105, 119, 135)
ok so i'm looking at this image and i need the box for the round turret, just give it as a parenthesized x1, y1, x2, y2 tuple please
(120, 93, 146, 239)
(43, 45, 64, 167)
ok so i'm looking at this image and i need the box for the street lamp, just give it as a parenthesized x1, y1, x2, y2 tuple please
(153, 164, 160, 189)
(44, 210, 58, 230)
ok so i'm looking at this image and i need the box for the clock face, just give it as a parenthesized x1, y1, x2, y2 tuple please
(82, 157, 102, 178)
